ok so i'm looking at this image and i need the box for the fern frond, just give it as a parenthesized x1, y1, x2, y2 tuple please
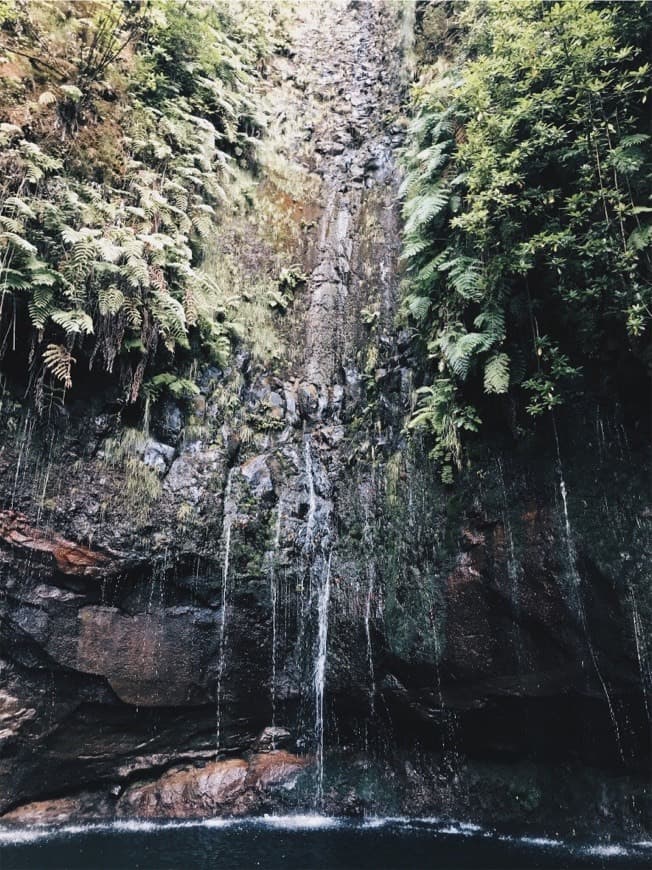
(440, 330, 488, 378)
(407, 295, 431, 322)
(0, 231, 37, 256)
(402, 236, 431, 260)
(0, 268, 31, 290)
(28, 285, 55, 329)
(629, 224, 652, 252)
(51, 308, 94, 335)
(124, 255, 150, 289)
(4, 197, 36, 219)
(617, 133, 650, 149)
(43, 344, 75, 388)
(150, 290, 187, 345)
(403, 187, 450, 234)
(0, 216, 24, 235)
(30, 264, 58, 287)
(474, 308, 505, 344)
(123, 296, 143, 328)
(98, 285, 125, 316)
(67, 237, 97, 280)
(483, 353, 510, 394)
(440, 256, 484, 301)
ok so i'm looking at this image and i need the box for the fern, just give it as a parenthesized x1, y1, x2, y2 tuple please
(3, 197, 36, 219)
(150, 290, 187, 346)
(1, 268, 31, 291)
(123, 296, 143, 328)
(440, 330, 489, 378)
(68, 237, 98, 280)
(0, 216, 24, 235)
(407, 295, 431, 322)
(414, 254, 446, 289)
(403, 187, 450, 235)
(28, 286, 55, 330)
(474, 308, 505, 344)
(124, 255, 150, 289)
(29, 264, 58, 287)
(0, 0, 278, 409)
(144, 372, 199, 401)
(208, 333, 231, 368)
(98, 285, 125, 316)
(51, 309, 94, 335)
(483, 353, 510, 394)
(401, 0, 652, 474)
(629, 224, 652, 252)
(1, 231, 37, 256)
(402, 236, 432, 260)
(43, 344, 75, 388)
(440, 255, 484, 301)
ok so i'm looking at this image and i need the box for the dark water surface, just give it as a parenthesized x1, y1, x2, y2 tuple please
(0, 816, 650, 870)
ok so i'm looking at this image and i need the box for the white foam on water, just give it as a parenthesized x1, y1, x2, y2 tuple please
(0, 822, 105, 845)
(0, 818, 231, 846)
(438, 825, 474, 837)
(458, 822, 482, 833)
(584, 844, 630, 857)
(0, 814, 648, 861)
(201, 818, 237, 830)
(0, 828, 49, 845)
(112, 820, 162, 833)
(379, 816, 412, 825)
(258, 814, 339, 830)
(361, 818, 386, 829)
(519, 836, 564, 848)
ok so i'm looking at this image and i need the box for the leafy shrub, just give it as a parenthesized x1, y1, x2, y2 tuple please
(402, 0, 652, 478)
(0, 0, 281, 410)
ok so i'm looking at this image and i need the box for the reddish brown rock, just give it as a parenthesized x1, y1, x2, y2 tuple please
(118, 752, 311, 819)
(0, 510, 112, 576)
(1, 793, 113, 824)
(246, 750, 311, 790)
(118, 759, 248, 818)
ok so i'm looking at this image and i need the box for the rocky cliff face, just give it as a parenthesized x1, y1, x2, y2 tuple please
(0, 0, 649, 835)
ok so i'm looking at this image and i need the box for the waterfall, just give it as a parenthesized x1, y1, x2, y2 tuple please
(497, 458, 524, 672)
(364, 562, 376, 719)
(215, 467, 236, 755)
(314, 550, 332, 807)
(628, 585, 652, 724)
(303, 435, 334, 805)
(553, 424, 625, 763)
(269, 500, 283, 741)
(304, 438, 318, 554)
(362, 502, 376, 718)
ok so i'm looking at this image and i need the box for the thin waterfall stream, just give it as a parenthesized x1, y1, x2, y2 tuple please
(497, 458, 524, 673)
(314, 550, 332, 807)
(304, 438, 318, 556)
(303, 435, 334, 804)
(362, 501, 376, 718)
(553, 423, 625, 763)
(364, 562, 376, 719)
(216, 467, 236, 756)
(269, 499, 283, 740)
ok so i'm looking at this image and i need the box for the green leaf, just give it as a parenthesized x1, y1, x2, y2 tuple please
(483, 353, 510, 394)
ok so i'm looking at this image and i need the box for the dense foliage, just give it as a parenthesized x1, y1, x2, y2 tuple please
(401, 0, 651, 480)
(0, 0, 284, 409)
